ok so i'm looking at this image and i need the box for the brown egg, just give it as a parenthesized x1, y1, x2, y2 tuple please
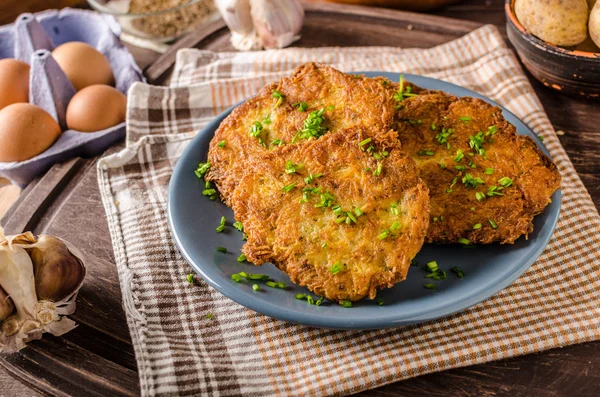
(0, 59, 30, 110)
(52, 42, 115, 91)
(66, 85, 126, 132)
(0, 104, 61, 162)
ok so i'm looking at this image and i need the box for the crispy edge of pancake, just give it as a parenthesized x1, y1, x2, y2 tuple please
(395, 92, 561, 244)
(206, 63, 398, 205)
(229, 128, 430, 301)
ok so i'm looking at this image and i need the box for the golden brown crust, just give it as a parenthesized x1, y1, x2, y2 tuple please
(206, 63, 397, 204)
(230, 129, 429, 302)
(395, 93, 561, 244)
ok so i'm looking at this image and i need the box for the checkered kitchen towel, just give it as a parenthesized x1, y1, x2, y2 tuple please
(97, 25, 600, 396)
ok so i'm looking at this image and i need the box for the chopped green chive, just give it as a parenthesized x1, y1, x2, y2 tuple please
(216, 216, 226, 233)
(282, 182, 297, 192)
(498, 177, 513, 187)
(202, 188, 217, 197)
(186, 274, 194, 284)
(454, 165, 466, 171)
(431, 123, 437, 131)
(329, 262, 342, 275)
(485, 168, 494, 175)
(307, 295, 315, 305)
(411, 259, 420, 267)
(285, 160, 301, 174)
(538, 134, 544, 142)
(237, 253, 247, 262)
(459, 116, 472, 123)
(462, 173, 485, 188)
(292, 109, 328, 143)
(472, 223, 482, 230)
(426, 261, 439, 271)
(217, 140, 226, 148)
(231, 273, 243, 282)
(315, 296, 324, 306)
(418, 149, 435, 156)
(378, 230, 390, 240)
(249, 121, 263, 138)
(373, 162, 383, 176)
(359, 138, 372, 148)
(451, 266, 465, 278)
(233, 221, 244, 232)
(486, 185, 505, 197)
(263, 113, 271, 124)
(489, 219, 498, 229)
(321, 242, 327, 248)
(271, 138, 285, 146)
(436, 127, 453, 147)
(439, 163, 447, 169)
(470, 207, 475, 211)
(469, 132, 486, 156)
(354, 207, 363, 217)
(390, 221, 400, 231)
(458, 237, 471, 245)
(295, 293, 306, 300)
(424, 283, 436, 290)
(475, 192, 486, 201)
(217, 246, 227, 253)
(340, 300, 353, 308)
(390, 202, 399, 216)
(205, 313, 213, 319)
(252, 284, 259, 291)
(194, 161, 211, 179)
(292, 101, 308, 112)
(454, 149, 464, 163)
(486, 125, 498, 136)
(265, 281, 286, 289)
(272, 90, 284, 107)
(327, 105, 335, 111)
(376, 298, 384, 306)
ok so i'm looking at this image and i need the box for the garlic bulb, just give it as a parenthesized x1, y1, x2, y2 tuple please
(0, 286, 14, 321)
(250, 0, 304, 49)
(215, 0, 304, 50)
(0, 227, 85, 353)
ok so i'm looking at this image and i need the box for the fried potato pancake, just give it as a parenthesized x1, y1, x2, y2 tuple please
(395, 92, 561, 244)
(206, 63, 397, 204)
(230, 129, 429, 302)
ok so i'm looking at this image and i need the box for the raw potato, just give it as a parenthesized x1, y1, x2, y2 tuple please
(590, 1, 600, 47)
(515, 0, 589, 46)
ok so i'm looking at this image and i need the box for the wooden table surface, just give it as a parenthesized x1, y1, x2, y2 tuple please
(1, 1, 599, 396)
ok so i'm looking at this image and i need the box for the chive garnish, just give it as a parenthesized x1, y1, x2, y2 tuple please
(194, 161, 211, 179)
(315, 296, 324, 306)
(186, 274, 194, 284)
(390, 221, 400, 231)
(329, 262, 342, 275)
(472, 223, 482, 230)
(252, 284, 259, 291)
(459, 116, 472, 123)
(217, 140, 226, 148)
(292, 109, 328, 143)
(475, 192, 486, 201)
(489, 219, 498, 229)
(378, 230, 390, 240)
(307, 295, 315, 305)
(485, 168, 494, 175)
(282, 182, 297, 192)
(217, 246, 227, 253)
(285, 160, 301, 174)
(458, 237, 471, 245)
(359, 138, 372, 148)
(272, 90, 284, 107)
(454, 165, 466, 171)
(233, 221, 244, 232)
(418, 149, 434, 156)
(249, 121, 263, 138)
(340, 300, 353, 308)
(486, 125, 498, 136)
(469, 132, 486, 156)
(237, 253, 247, 262)
(462, 173, 485, 188)
(216, 216, 226, 232)
(451, 266, 465, 278)
(376, 299, 384, 306)
(486, 186, 504, 197)
(292, 102, 308, 112)
(271, 139, 284, 146)
(453, 149, 464, 163)
(295, 293, 306, 300)
(436, 127, 453, 147)
(373, 162, 383, 176)
(322, 242, 327, 248)
(424, 283, 436, 290)
(498, 177, 513, 187)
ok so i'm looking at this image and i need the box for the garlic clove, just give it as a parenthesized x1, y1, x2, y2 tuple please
(215, 0, 262, 50)
(26, 235, 86, 304)
(0, 285, 14, 322)
(250, 0, 304, 49)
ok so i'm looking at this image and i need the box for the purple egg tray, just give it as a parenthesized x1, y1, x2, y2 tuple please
(0, 8, 144, 187)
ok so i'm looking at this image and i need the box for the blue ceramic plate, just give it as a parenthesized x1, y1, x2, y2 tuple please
(168, 72, 561, 330)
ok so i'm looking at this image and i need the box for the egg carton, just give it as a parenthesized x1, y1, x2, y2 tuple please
(0, 8, 144, 187)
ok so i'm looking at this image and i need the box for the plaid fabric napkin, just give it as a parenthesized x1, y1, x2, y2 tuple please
(97, 25, 600, 396)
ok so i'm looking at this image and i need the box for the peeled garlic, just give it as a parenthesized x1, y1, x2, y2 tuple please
(0, 227, 85, 353)
(215, 0, 304, 50)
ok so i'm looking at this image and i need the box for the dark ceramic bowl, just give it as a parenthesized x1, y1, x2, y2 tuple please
(506, 0, 600, 98)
